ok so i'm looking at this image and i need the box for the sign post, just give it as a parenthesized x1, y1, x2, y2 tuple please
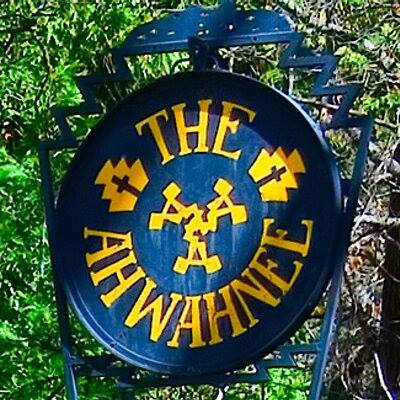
(39, 1, 373, 398)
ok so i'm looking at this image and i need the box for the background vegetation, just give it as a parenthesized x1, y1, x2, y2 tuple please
(0, 0, 399, 399)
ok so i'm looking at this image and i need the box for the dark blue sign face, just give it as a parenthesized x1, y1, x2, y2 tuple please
(55, 71, 341, 375)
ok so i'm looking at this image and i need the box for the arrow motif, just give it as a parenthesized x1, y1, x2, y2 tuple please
(149, 178, 247, 274)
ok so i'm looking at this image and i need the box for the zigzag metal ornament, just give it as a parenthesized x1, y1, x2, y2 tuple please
(38, 1, 373, 399)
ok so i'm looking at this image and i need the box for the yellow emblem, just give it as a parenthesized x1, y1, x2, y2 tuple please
(248, 147, 306, 202)
(95, 159, 149, 212)
(149, 178, 247, 274)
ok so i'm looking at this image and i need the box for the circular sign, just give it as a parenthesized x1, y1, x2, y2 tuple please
(55, 70, 341, 375)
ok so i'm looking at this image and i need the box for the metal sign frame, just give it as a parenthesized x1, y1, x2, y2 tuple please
(38, 1, 373, 398)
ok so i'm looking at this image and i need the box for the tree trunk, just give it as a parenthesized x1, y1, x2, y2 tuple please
(379, 144, 400, 397)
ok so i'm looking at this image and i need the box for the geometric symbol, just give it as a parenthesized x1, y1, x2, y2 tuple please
(149, 178, 247, 274)
(95, 158, 149, 212)
(248, 147, 306, 202)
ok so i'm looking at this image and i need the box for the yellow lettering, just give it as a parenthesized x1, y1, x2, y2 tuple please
(261, 218, 313, 257)
(212, 101, 256, 160)
(172, 99, 212, 156)
(101, 267, 145, 308)
(84, 227, 136, 266)
(125, 278, 182, 342)
(203, 286, 246, 345)
(84, 228, 142, 307)
(250, 249, 303, 295)
(167, 295, 206, 348)
(230, 268, 281, 328)
(135, 109, 174, 164)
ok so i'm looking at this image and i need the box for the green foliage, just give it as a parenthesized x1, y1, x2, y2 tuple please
(0, 148, 61, 399)
(0, 0, 399, 399)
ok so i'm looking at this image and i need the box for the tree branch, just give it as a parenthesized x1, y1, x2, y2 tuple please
(296, 97, 398, 131)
